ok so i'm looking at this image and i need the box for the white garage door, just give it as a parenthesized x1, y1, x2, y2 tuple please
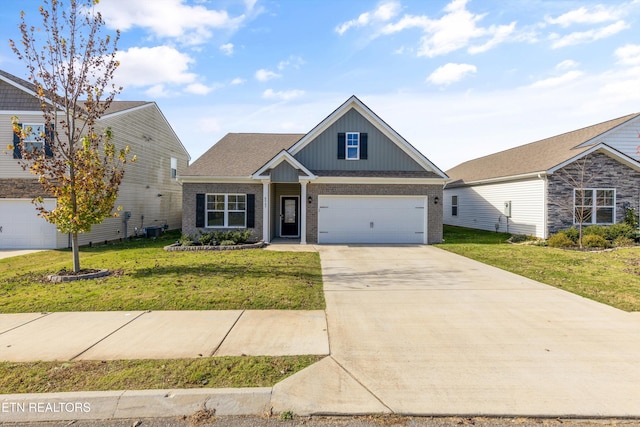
(0, 199, 58, 249)
(318, 196, 427, 244)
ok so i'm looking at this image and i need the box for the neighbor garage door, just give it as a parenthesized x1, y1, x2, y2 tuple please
(317, 196, 427, 244)
(0, 199, 58, 249)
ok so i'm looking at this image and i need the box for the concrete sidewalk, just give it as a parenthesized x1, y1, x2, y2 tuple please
(0, 310, 329, 361)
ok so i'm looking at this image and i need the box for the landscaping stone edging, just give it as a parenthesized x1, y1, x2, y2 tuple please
(48, 269, 111, 283)
(163, 241, 266, 252)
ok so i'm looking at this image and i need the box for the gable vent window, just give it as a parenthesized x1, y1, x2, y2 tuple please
(171, 157, 177, 179)
(337, 132, 368, 160)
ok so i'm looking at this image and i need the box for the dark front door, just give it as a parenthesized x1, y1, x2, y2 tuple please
(281, 197, 299, 237)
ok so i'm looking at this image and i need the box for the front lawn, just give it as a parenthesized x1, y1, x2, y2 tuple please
(0, 231, 325, 313)
(438, 225, 640, 312)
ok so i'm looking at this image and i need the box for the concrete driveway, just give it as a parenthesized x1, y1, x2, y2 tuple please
(272, 245, 640, 417)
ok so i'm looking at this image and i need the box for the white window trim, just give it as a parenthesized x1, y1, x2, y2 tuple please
(205, 193, 247, 228)
(573, 188, 616, 225)
(346, 132, 360, 160)
(451, 195, 458, 217)
(22, 122, 45, 152)
(171, 157, 177, 180)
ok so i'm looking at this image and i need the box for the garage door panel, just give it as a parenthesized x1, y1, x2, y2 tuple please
(0, 200, 58, 249)
(318, 196, 426, 244)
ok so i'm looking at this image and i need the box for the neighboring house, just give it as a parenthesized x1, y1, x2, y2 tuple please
(0, 69, 190, 249)
(179, 96, 448, 244)
(444, 113, 640, 238)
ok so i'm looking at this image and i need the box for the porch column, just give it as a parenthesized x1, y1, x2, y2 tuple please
(262, 180, 270, 243)
(300, 180, 308, 244)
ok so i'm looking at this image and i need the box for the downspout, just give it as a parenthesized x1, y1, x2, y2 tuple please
(539, 173, 548, 238)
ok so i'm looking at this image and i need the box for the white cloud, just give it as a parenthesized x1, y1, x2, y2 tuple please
(278, 56, 305, 71)
(114, 46, 197, 88)
(615, 44, 640, 65)
(145, 84, 171, 98)
(545, 5, 623, 27)
(230, 77, 246, 85)
(556, 59, 580, 70)
(255, 69, 282, 82)
(335, 1, 401, 35)
(427, 63, 477, 86)
(185, 83, 214, 95)
(380, 0, 516, 57)
(220, 43, 234, 56)
(97, 0, 246, 46)
(262, 89, 305, 101)
(528, 70, 584, 89)
(550, 20, 629, 48)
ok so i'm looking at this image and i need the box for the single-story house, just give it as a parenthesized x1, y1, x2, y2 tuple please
(443, 113, 640, 238)
(0, 69, 190, 249)
(179, 95, 448, 244)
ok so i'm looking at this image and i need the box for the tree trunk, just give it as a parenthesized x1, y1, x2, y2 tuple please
(71, 232, 81, 273)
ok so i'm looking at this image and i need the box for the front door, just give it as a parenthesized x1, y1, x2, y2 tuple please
(281, 196, 299, 237)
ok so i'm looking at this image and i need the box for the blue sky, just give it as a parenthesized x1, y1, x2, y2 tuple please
(1, 0, 640, 170)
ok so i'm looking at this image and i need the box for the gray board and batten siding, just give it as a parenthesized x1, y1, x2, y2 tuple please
(294, 108, 425, 172)
(270, 161, 300, 183)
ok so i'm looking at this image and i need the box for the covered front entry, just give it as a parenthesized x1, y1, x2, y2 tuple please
(269, 183, 303, 241)
(317, 195, 427, 244)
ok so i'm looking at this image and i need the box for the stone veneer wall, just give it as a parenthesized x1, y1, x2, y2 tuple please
(0, 178, 49, 198)
(182, 182, 264, 242)
(306, 183, 444, 244)
(547, 151, 640, 235)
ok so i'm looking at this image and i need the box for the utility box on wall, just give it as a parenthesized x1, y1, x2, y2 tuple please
(504, 201, 512, 218)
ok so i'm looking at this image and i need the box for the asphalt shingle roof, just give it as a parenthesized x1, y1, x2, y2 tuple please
(181, 133, 305, 177)
(446, 113, 640, 187)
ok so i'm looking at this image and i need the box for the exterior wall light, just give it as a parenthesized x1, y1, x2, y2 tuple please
(434, 196, 439, 204)
(308, 196, 313, 204)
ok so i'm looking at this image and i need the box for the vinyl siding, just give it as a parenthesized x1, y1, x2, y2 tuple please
(270, 161, 299, 183)
(600, 123, 640, 161)
(294, 109, 424, 172)
(443, 178, 546, 238)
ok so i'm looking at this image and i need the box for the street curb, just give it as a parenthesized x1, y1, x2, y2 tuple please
(0, 387, 272, 422)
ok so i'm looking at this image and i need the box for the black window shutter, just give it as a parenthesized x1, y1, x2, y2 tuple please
(44, 124, 54, 157)
(195, 194, 205, 228)
(360, 133, 368, 160)
(12, 123, 22, 159)
(337, 133, 346, 159)
(246, 194, 255, 228)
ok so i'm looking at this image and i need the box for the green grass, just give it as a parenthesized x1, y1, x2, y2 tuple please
(0, 356, 323, 393)
(0, 231, 325, 312)
(438, 225, 640, 312)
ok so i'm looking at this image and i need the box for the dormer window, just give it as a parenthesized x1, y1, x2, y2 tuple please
(346, 132, 359, 160)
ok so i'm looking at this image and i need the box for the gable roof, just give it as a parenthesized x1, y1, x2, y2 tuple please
(446, 112, 640, 187)
(181, 133, 304, 178)
(253, 149, 316, 179)
(289, 95, 448, 179)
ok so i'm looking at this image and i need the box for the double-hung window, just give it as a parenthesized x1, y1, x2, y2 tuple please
(346, 132, 359, 160)
(22, 123, 45, 152)
(574, 189, 615, 225)
(451, 195, 458, 217)
(206, 194, 246, 227)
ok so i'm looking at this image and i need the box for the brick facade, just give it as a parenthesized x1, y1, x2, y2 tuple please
(547, 151, 640, 234)
(306, 183, 443, 244)
(182, 182, 264, 242)
(0, 178, 50, 198)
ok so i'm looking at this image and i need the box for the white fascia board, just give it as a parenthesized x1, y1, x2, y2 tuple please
(450, 172, 547, 187)
(177, 176, 256, 184)
(548, 143, 640, 174)
(577, 115, 640, 148)
(252, 150, 316, 179)
(288, 96, 448, 179)
(314, 176, 448, 185)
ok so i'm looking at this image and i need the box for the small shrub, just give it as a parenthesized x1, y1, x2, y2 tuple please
(613, 236, 635, 247)
(548, 232, 574, 248)
(583, 225, 607, 238)
(508, 234, 529, 243)
(582, 234, 609, 248)
(179, 233, 195, 246)
(624, 207, 639, 229)
(563, 227, 579, 243)
(605, 223, 635, 241)
(198, 231, 216, 246)
(231, 229, 252, 244)
(219, 240, 236, 246)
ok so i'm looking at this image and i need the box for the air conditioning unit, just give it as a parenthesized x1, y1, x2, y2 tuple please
(504, 201, 512, 218)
